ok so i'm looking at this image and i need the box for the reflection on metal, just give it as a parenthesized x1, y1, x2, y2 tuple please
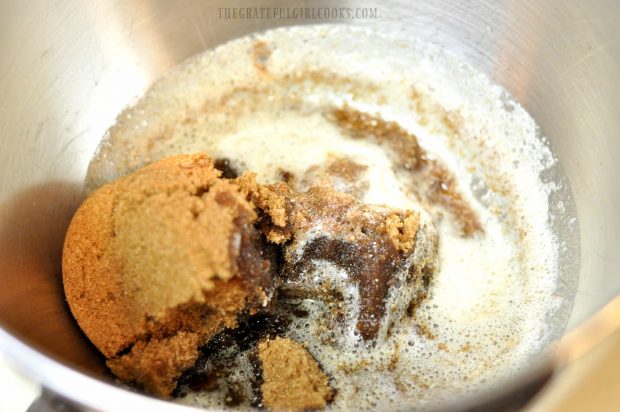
(556, 294, 620, 365)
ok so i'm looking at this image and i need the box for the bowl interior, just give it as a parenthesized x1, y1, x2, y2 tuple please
(0, 0, 619, 408)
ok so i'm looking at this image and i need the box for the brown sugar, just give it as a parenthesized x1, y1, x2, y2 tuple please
(258, 337, 333, 411)
(239, 175, 430, 341)
(385, 210, 420, 253)
(238, 172, 420, 250)
(62, 154, 277, 396)
(63, 152, 438, 402)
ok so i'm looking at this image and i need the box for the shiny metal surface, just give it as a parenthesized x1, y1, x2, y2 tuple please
(0, 0, 618, 410)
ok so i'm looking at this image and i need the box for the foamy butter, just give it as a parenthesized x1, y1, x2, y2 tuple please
(87, 25, 573, 410)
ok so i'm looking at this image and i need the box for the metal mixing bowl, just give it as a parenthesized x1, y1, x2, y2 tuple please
(1, 1, 619, 410)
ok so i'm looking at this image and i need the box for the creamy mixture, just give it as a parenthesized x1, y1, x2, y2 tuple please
(87, 25, 576, 410)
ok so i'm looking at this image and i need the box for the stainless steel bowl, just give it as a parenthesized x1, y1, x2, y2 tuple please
(1, 1, 619, 410)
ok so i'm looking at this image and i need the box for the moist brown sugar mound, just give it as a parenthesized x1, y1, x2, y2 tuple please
(62, 154, 277, 396)
(258, 337, 333, 411)
(237, 174, 437, 342)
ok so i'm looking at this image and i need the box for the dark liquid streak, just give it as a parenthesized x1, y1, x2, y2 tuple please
(285, 236, 403, 341)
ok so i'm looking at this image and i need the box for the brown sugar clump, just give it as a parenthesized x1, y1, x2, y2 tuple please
(238, 174, 434, 342)
(235, 173, 294, 244)
(258, 337, 333, 411)
(62, 154, 277, 396)
(385, 210, 420, 253)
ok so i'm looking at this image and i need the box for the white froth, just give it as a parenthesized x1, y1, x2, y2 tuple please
(86, 25, 574, 410)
